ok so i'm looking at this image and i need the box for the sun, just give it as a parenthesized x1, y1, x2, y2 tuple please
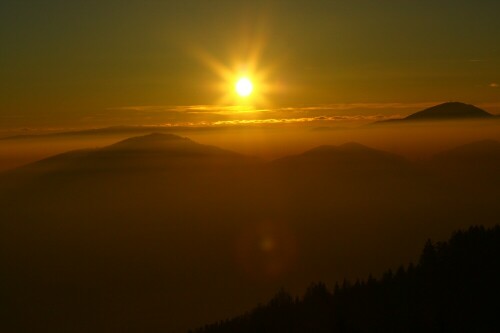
(235, 77, 253, 97)
(192, 46, 274, 105)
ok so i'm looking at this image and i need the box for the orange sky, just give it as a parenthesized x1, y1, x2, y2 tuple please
(1, 1, 499, 133)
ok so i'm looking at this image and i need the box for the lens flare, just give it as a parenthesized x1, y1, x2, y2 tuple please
(189, 19, 279, 107)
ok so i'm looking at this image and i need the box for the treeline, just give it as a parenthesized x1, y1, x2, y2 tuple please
(191, 225, 500, 332)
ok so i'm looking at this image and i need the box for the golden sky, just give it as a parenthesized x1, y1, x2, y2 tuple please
(1, 0, 499, 131)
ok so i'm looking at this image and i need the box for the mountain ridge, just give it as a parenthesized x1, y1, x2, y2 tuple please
(271, 141, 410, 173)
(3, 133, 255, 176)
(372, 102, 495, 125)
(2, 135, 500, 333)
(430, 139, 500, 173)
(406, 102, 493, 120)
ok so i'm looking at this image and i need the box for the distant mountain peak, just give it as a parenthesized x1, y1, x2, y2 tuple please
(404, 102, 492, 120)
(338, 142, 372, 150)
(303, 142, 386, 155)
(304, 142, 379, 155)
(138, 132, 186, 140)
(7, 133, 255, 175)
(101, 133, 208, 154)
(273, 142, 409, 172)
(433, 139, 500, 160)
(370, 102, 495, 125)
(107, 133, 189, 149)
(459, 138, 500, 148)
(431, 139, 500, 173)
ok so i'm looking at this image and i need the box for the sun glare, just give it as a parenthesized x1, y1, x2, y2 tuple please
(192, 38, 275, 105)
(236, 78, 253, 97)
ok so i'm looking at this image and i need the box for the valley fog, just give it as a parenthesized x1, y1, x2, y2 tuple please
(1, 118, 500, 332)
(1, 118, 500, 172)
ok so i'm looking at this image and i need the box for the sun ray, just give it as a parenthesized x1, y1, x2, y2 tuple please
(189, 23, 278, 109)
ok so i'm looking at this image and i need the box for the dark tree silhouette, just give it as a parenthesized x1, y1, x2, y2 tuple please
(191, 225, 500, 333)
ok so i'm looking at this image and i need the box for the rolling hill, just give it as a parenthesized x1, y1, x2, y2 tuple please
(8, 133, 255, 173)
(1, 135, 499, 333)
(432, 139, 500, 164)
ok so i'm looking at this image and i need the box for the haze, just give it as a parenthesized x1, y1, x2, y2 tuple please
(1, 0, 500, 132)
(1, 1, 500, 333)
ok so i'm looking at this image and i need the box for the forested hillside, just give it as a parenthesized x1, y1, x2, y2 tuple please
(192, 225, 500, 333)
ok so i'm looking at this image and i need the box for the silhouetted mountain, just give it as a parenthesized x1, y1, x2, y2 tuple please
(266, 142, 422, 199)
(372, 102, 494, 125)
(428, 139, 500, 192)
(406, 102, 493, 120)
(0, 134, 264, 333)
(0, 125, 220, 141)
(192, 225, 500, 333)
(432, 139, 500, 164)
(104, 132, 242, 156)
(7, 133, 255, 176)
(272, 142, 410, 173)
(1, 136, 500, 333)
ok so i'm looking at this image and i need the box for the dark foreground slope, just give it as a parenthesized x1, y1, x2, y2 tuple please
(1, 135, 499, 333)
(192, 225, 500, 333)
